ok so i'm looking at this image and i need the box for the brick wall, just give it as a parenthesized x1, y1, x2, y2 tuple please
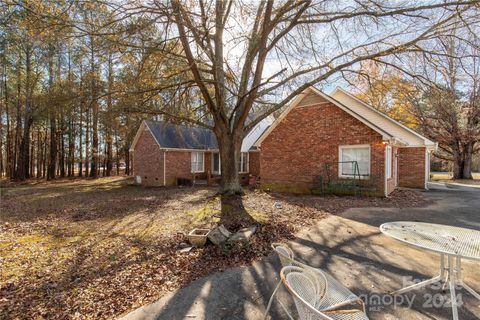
(398, 147, 426, 189)
(249, 151, 261, 176)
(260, 102, 386, 194)
(164, 151, 193, 186)
(133, 127, 263, 187)
(133, 129, 164, 186)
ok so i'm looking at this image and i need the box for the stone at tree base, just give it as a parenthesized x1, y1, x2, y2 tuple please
(177, 242, 190, 250)
(229, 226, 257, 242)
(178, 246, 193, 253)
(208, 225, 231, 245)
(177, 242, 193, 252)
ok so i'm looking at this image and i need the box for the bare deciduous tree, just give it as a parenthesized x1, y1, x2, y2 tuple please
(408, 34, 480, 179)
(130, 0, 478, 194)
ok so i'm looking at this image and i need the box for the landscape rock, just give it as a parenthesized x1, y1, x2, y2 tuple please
(178, 246, 193, 253)
(176, 242, 190, 250)
(207, 225, 231, 245)
(229, 226, 257, 243)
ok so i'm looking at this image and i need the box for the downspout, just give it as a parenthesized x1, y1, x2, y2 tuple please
(425, 148, 429, 190)
(384, 144, 388, 197)
(163, 150, 166, 186)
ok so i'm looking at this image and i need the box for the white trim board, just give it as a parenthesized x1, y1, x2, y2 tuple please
(331, 87, 436, 149)
(129, 120, 163, 152)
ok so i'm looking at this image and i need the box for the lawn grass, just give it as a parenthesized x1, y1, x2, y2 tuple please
(430, 172, 480, 185)
(1, 177, 226, 319)
(0, 176, 432, 319)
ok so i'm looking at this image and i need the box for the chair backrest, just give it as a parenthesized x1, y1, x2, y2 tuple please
(272, 243, 318, 271)
(281, 266, 331, 320)
(272, 243, 295, 267)
(274, 244, 368, 320)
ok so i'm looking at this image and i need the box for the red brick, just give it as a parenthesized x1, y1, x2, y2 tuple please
(248, 151, 261, 177)
(132, 129, 164, 186)
(398, 147, 426, 188)
(259, 102, 386, 194)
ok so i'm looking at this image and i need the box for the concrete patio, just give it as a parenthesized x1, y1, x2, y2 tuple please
(123, 184, 480, 320)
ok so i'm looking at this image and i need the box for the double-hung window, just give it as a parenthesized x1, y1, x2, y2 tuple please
(191, 152, 204, 173)
(239, 152, 248, 173)
(339, 145, 371, 178)
(386, 146, 392, 179)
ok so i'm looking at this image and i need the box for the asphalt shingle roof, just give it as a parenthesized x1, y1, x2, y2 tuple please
(144, 120, 218, 150)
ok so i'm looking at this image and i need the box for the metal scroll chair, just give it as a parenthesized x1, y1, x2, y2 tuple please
(263, 243, 367, 320)
(281, 266, 369, 320)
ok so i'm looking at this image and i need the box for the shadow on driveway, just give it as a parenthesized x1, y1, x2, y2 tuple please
(122, 185, 480, 320)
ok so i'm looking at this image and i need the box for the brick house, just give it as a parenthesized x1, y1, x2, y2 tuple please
(131, 86, 436, 196)
(129, 118, 272, 187)
(255, 87, 436, 196)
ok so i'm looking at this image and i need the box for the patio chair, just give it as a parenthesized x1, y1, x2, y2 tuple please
(281, 266, 369, 320)
(263, 243, 367, 320)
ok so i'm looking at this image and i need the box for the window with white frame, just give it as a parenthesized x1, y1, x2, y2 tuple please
(386, 146, 392, 179)
(191, 152, 204, 173)
(339, 145, 371, 178)
(239, 152, 249, 173)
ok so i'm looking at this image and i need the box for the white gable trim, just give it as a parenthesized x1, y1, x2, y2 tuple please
(332, 87, 436, 148)
(129, 121, 162, 152)
(309, 87, 393, 139)
(255, 87, 393, 147)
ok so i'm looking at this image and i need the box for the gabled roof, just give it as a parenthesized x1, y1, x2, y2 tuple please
(147, 120, 218, 150)
(129, 121, 218, 152)
(255, 86, 436, 149)
(129, 117, 273, 152)
(331, 87, 436, 148)
(255, 87, 394, 147)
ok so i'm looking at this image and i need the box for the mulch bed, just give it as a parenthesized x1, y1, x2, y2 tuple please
(0, 181, 433, 320)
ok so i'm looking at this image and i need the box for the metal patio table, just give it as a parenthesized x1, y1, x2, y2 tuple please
(380, 221, 480, 320)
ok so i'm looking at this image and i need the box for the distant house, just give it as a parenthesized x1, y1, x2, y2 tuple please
(131, 86, 436, 196)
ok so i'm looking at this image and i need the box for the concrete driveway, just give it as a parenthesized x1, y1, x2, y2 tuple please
(122, 184, 480, 320)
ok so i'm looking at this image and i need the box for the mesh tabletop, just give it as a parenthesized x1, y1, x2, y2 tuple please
(380, 221, 480, 261)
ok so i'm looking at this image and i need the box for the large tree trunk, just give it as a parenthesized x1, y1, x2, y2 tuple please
(60, 126, 65, 177)
(217, 132, 243, 195)
(85, 99, 90, 177)
(105, 53, 113, 176)
(16, 117, 32, 180)
(462, 142, 474, 179)
(36, 128, 41, 178)
(13, 52, 22, 179)
(452, 142, 475, 179)
(115, 131, 120, 175)
(89, 37, 98, 178)
(47, 47, 56, 180)
(78, 64, 84, 177)
(30, 137, 34, 178)
(1, 42, 8, 178)
(452, 152, 464, 179)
